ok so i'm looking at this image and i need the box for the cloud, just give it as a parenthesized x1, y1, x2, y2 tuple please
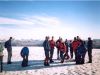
(23, 15, 61, 27)
(34, 16, 61, 26)
(0, 15, 61, 29)
(0, 17, 34, 25)
(0, 15, 63, 39)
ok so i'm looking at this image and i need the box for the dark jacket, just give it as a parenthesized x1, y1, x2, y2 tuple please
(65, 41, 68, 52)
(56, 39, 60, 49)
(5, 40, 12, 48)
(77, 44, 86, 55)
(43, 40, 51, 50)
(87, 40, 93, 49)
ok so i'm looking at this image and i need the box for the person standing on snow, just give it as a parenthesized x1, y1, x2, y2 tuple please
(49, 36, 55, 63)
(87, 37, 93, 63)
(43, 36, 51, 66)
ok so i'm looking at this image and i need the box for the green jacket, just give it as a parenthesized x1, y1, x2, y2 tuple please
(0, 44, 4, 52)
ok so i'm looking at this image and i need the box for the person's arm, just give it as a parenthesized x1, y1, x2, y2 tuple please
(0, 45, 4, 52)
(91, 40, 93, 49)
(64, 43, 67, 53)
(27, 47, 29, 56)
(20, 49, 23, 57)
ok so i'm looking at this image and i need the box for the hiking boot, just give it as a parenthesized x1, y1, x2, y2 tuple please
(50, 60, 54, 63)
(44, 62, 46, 66)
(7, 62, 12, 64)
(87, 61, 92, 63)
(60, 60, 64, 63)
(44, 62, 50, 66)
(46, 63, 50, 66)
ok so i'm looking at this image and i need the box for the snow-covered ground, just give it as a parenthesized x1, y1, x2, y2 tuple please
(0, 47, 100, 75)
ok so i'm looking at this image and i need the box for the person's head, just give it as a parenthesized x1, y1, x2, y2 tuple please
(59, 37, 61, 40)
(45, 36, 48, 40)
(88, 37, 91, 41)
(83, 41, 86, 45)
(70, 40, 72, 43)
(45, 36, 49, 41)
(9, 37, 12, 40)
(52, 36, 54, 40)
(60, 38, 63, 42)
(79, 41, 82, 47)
(65, 39, 67, 42)
(76, 36, 80, 40)
(47, 36, 49, 40)
(74, 37, 76, 41)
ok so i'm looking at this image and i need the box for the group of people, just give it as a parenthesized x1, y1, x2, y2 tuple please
(0, 36, 93, 67)
(43, 36, 93, 66)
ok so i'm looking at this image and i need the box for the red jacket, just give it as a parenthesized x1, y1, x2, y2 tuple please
(49, 40, 55, 49)
(72, 40, 80, 52)
(59, 42, 66, 52)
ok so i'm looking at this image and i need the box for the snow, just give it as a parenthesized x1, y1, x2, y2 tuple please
(0, 47, 100, 75)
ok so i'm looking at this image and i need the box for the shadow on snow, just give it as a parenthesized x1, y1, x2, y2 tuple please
(3, 59, 76, 71)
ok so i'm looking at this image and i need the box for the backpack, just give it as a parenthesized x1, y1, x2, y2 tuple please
(4, 41, 8, 48)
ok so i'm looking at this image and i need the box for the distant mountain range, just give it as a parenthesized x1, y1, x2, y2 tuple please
(0, 39, 43, 46)
(0, 39, 100, 48)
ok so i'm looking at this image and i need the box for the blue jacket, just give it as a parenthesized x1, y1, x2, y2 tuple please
(20, 47, 29, 57)
(77, 44, 86, 55)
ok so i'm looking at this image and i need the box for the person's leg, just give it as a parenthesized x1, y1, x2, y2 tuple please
(70, 48, 73, 58)
(76, 54, 81, 64)
(63, 53, 66, 60)
(50, 48, 54, 63)
(82, 52, 86, 64)
(45, 56, 49, 66)
(26, 55, 28, 66)
(44, 50, 47, 66)
(50, 49, 52, 60)
(9, 50, 12, 63)
(75, 52, 78, 64)
(7, 47, 12, 64)
(74, 51, 77, 61)
(60, 51, 64, 63)
(22, 56, 25, 67)
(57, 48, 60, 59)
(60, 51, 62, 60)
(44, 50, 50, 66)
(66, 51, 69, 59)
(88, 49, 92, 63)
(81, 54, 85, 64)
(7, 50, 11, 64)
(63, 51, 69, 62)
(0, 56, 3, 72)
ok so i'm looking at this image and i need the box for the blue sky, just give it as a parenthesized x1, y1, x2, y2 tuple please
(0, 1, 100, 40)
